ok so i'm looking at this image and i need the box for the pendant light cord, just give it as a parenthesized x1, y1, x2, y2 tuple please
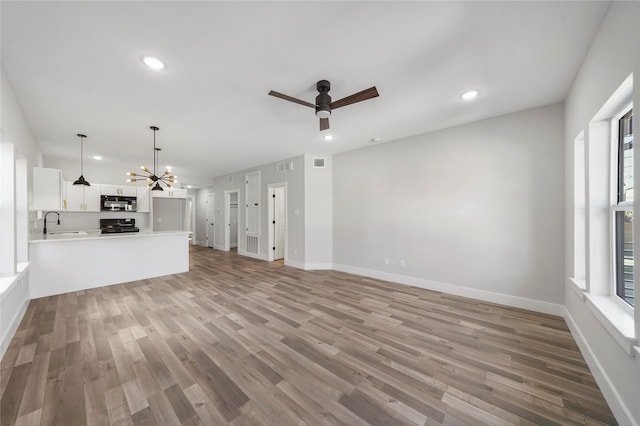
(154, 128, 157, 176)
(80, 136, 84, 175)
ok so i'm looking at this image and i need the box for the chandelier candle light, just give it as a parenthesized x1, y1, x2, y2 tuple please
(73, 133, 90, 186)
(126, 126, 176, 191)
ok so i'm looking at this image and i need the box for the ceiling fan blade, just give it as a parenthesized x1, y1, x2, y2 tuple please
(320, 118, 330, 131)
(330, 86, 379, 110)
(268, 90, 315, 108)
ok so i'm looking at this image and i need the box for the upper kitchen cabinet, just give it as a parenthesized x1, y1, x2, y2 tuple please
(101, 184, 137, 197)
(151, 188, 187, 199)
(63, 181, 100, 212)
(32, 167, 63, 211)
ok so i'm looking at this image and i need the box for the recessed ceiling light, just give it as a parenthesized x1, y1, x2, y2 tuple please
(142, 56, 165, 70)
(186, 185, 192, 189)
(93, 156, 102, 160)
(369, 137, 381, 143)
(461, 90, 479, 100)
(323, 134, 333, 141)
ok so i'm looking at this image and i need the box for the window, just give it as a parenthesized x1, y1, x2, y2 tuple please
(613, 107, 634, 306)
(573, 133, 586, 283)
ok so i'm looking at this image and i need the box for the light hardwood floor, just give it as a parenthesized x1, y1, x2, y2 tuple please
(1, 245, 616, 425)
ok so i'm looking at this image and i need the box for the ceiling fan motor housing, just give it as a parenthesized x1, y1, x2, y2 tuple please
(315, 80, 332, 118)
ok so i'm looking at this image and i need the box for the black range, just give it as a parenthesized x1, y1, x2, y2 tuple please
(100, 218, 140, 234)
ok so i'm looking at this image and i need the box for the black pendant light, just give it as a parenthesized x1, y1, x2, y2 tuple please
(72, 133, 90, 186)
(126, 126, 176, 191)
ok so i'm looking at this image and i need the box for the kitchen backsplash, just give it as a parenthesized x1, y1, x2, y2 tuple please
(30, 211, 149, 233)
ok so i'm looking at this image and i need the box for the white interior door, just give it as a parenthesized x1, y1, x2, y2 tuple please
(205, 193, 215, 248)
(268, 184, 286, 261)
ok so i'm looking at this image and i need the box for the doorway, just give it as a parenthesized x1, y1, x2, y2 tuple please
(267, 183, 287, 261)
(187, 195, 196, 245)
(224, 189, 240, 251)
(205, 193, 215, 248)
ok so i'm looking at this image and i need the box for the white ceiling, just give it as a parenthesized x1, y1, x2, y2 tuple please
(1, 1, 610, 187)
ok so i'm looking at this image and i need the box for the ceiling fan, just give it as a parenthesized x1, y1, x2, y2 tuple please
(268, 80, 379, 131)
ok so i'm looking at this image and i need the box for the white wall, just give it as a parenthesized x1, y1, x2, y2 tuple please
(45, 157, 149, 188)
(196, 156, 306, 264)
(1, 66, 43, 203)
(304, 154, 333, 269)
(333, 103, 565, 311)
(0, 66, 42, 357)
(563, 2, 640, 425)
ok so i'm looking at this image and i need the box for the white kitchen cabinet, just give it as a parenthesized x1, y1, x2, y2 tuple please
(101, 184, 137, 197)
(136, 187, 150, 212)
(32, 167, 63, 211)
(151, 188, 187, 199)
(63, 181, 101, 212)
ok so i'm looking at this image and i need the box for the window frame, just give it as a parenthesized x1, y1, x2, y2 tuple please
(611, 103, 634, 312)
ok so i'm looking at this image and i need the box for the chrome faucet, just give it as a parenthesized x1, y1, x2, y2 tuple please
(43, 211, 60, 234)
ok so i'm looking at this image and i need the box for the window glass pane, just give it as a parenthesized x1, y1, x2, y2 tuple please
(616, 109, 634, 306)
(615, 210, 634, 306)
(618, 110, 633, 202)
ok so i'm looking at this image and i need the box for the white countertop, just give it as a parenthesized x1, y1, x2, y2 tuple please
(29, 229, 189, 243)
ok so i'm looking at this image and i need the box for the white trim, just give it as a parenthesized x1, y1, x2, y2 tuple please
(285, 259, 305, 269)
(1, 264, 30, 359)
(332, 263, 564, 316)
(238, 249, 269, 261)
(569, 277, 587, 300)
(584, 293, 637, 355)
(282, 260, 333, 271)
(303, 263, 333, 271)
(1, 296, 29, 359)
(213, 243, 225, 251)
(563, 307, 637, 426)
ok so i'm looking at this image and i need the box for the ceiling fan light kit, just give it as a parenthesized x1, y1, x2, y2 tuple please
(269, 79, 379, 131)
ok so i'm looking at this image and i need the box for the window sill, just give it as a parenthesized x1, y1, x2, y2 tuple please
(584, 293, 637, 356)
(0, 262, 30, 296)
(569, 277, 587, 300)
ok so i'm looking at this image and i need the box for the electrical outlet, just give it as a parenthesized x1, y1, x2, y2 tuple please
(384, 257, 389, 265)
(400, 260, 406, 268)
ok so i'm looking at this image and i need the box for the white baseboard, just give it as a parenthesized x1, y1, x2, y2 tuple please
(1, 291, 30, 360)
(563, 308, 636, 426)
(332, 263, 564, 316)
(213, 244, 226, 250)
(284, 259, 305, 269)
(304, 262, 333, 270)
(238, 250, 269, 261)
(283, 260, 333, 270)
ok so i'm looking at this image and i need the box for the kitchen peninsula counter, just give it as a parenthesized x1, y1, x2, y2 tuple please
(29, 230, 189, 298)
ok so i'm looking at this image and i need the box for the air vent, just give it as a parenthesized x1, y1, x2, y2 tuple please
(246, 236, 259, 254)
(313, 157, 326, 168)
(277, 162, 285, 173)
(228, 175, 233, 183)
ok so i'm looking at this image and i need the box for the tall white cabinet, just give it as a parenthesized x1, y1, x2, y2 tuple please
(32, 167, 63, 211)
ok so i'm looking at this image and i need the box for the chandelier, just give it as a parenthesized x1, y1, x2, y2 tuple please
(126, 126, 176, 191)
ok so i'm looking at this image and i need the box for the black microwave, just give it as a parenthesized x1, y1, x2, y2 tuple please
(101, 195, 137, 212)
